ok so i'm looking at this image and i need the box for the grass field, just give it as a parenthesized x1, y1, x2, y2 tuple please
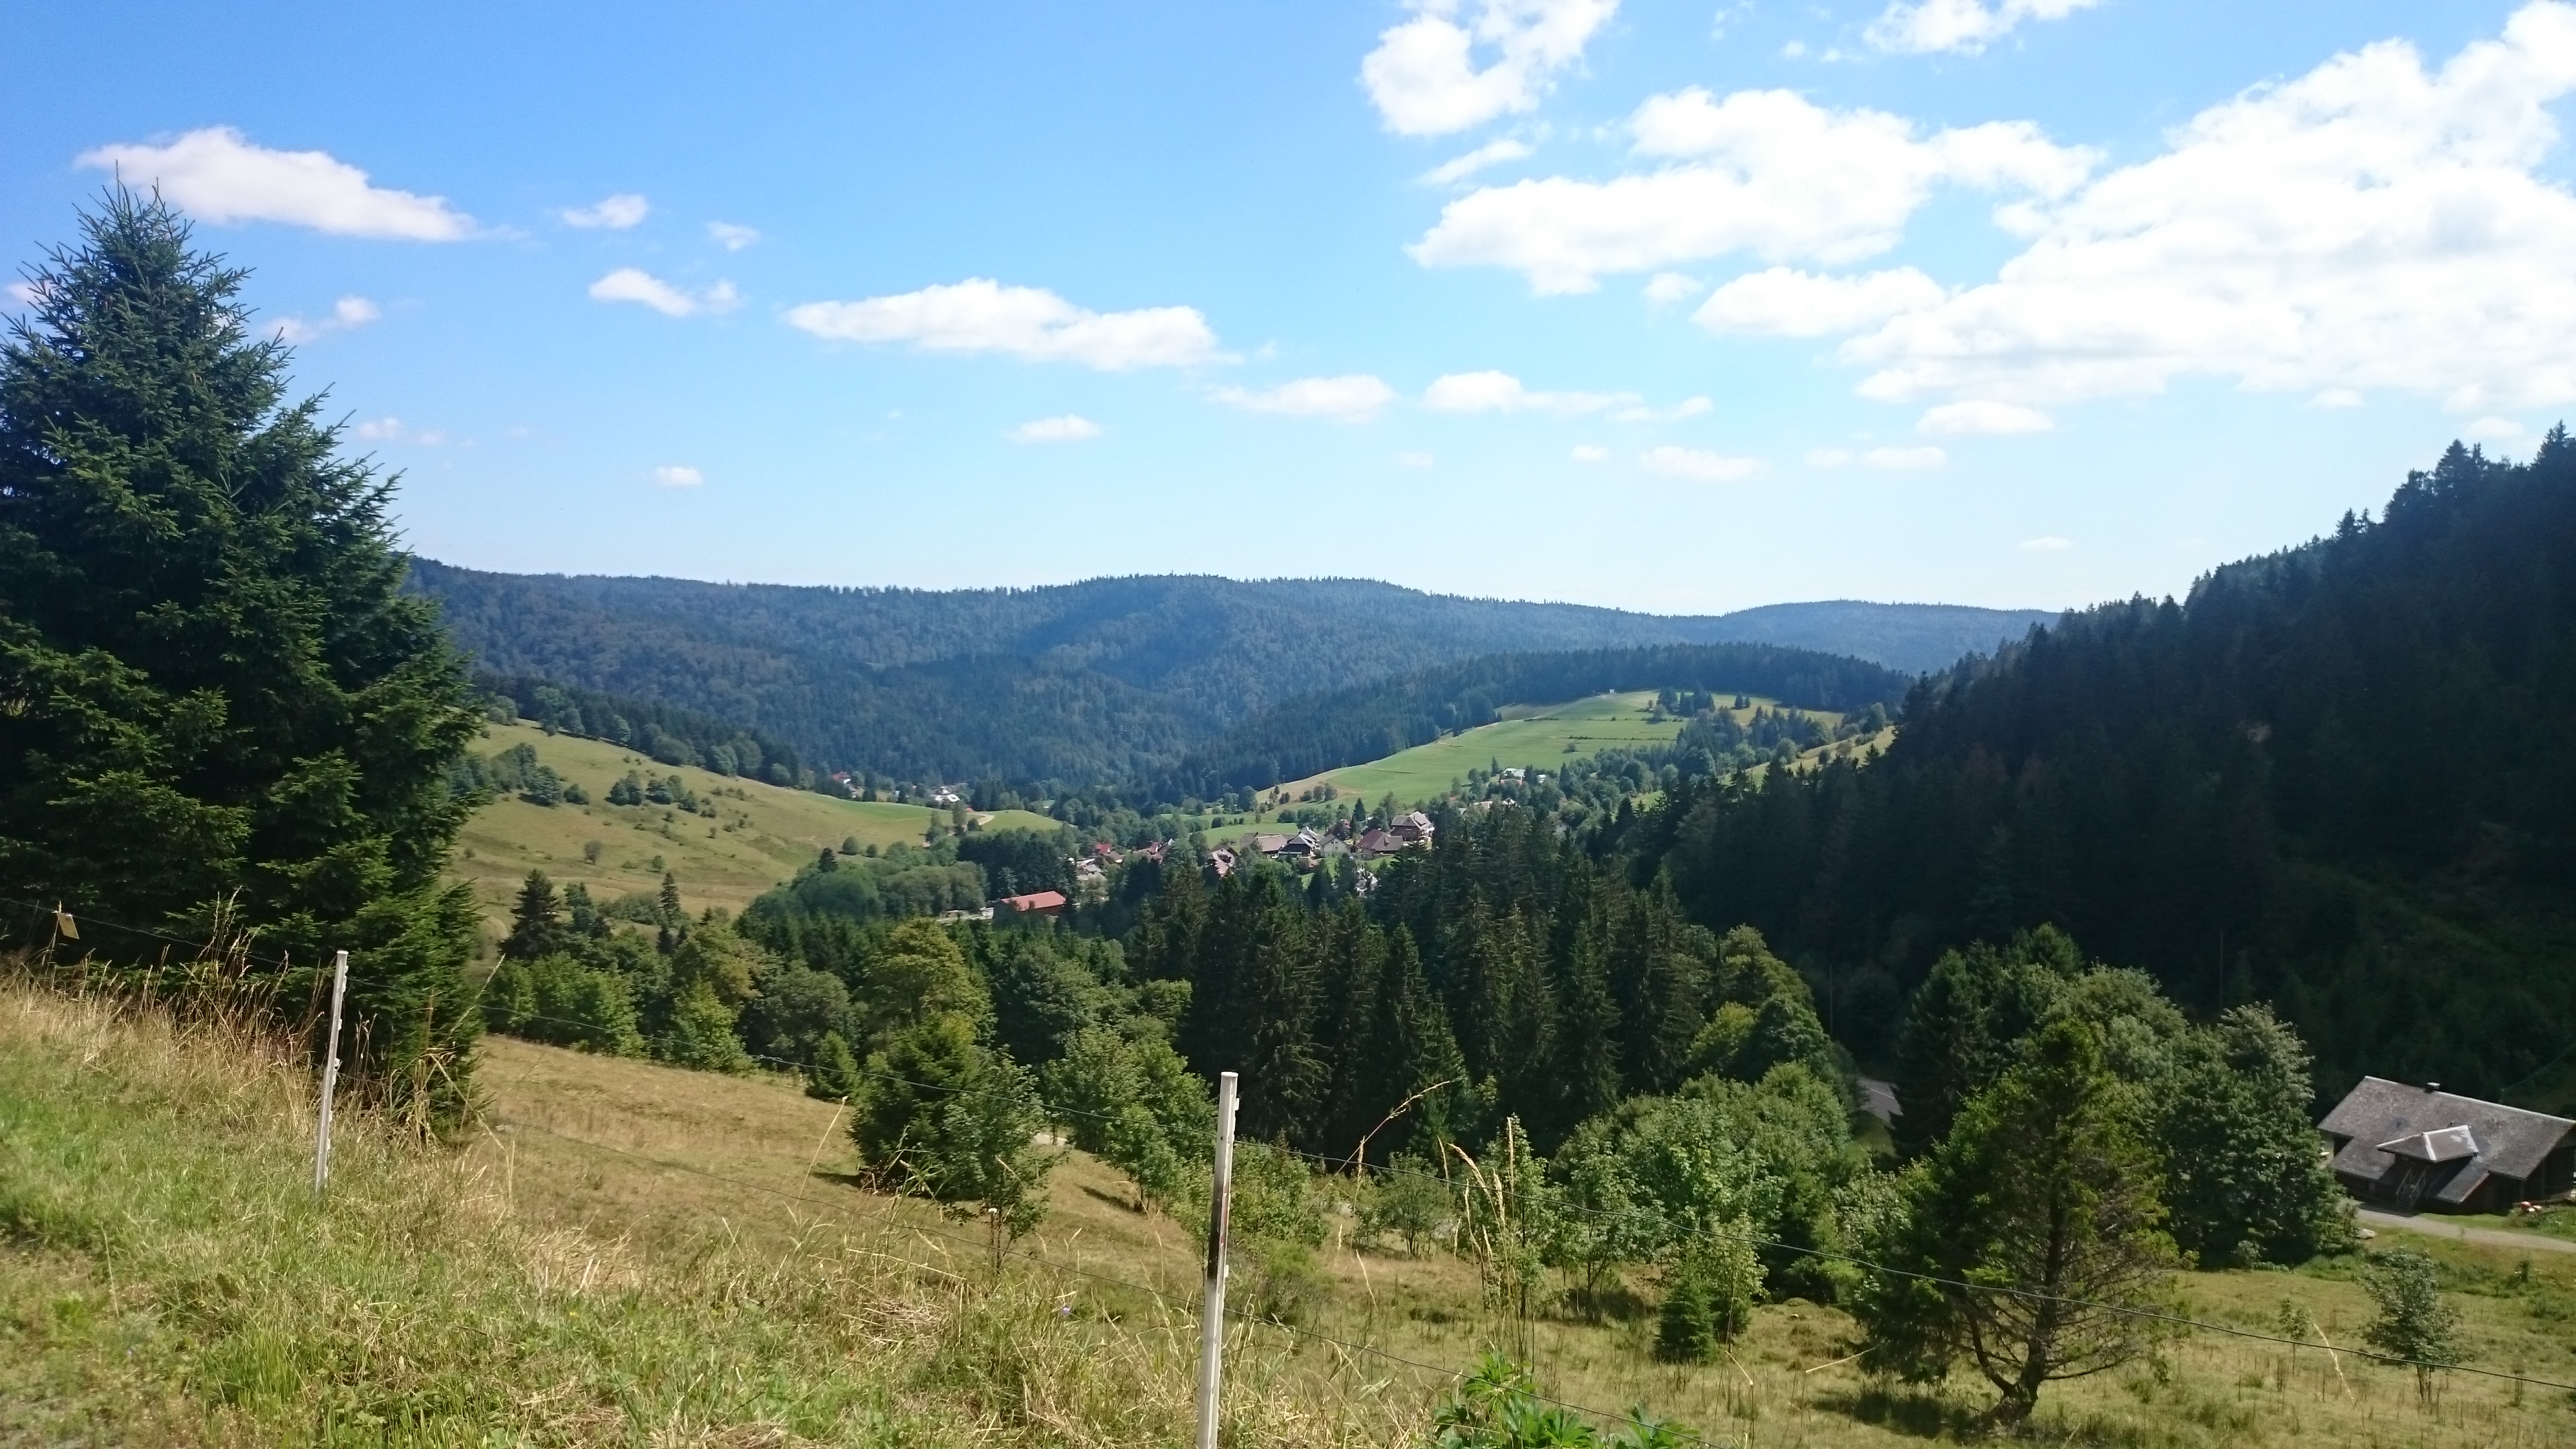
(1269, 692, 1854, 812)
(1277, 692, 1684, 808)
(451, 721, 1059, 930)
(10, 981, 2576, 1447)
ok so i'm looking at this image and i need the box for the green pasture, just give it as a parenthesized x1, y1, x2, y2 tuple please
(452, 720, 1059, 926)
(1289, 691, 1839, 810)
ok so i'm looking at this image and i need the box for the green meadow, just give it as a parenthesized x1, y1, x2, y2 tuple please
(1281, 692, 1845, 809)
(452, 721, 1058, 928)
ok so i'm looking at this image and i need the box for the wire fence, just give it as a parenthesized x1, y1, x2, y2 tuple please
(12, 889, 2576, 1432)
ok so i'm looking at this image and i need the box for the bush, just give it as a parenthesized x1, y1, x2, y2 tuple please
(1042, 1026, 1210, 1210)
(1360, 1153, 1454, 1255)
(852, 1015, 1056, 1235)
(483, 955, 643, 1056)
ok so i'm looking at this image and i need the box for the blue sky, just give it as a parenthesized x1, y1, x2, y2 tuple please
(5, 0, 2569, 613)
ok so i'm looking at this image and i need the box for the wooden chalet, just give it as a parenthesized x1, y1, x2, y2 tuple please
(2317, 1077, 2576, 1214)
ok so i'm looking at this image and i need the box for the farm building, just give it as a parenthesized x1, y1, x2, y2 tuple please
(993, 890, 1067, 918)
(2317, 1077, 2576, 1214)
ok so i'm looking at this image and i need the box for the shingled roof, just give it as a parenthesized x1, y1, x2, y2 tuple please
(2319, 1077, 2576, 1207)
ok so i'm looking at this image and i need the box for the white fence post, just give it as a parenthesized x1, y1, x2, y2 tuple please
(1195, 1069, 1240, 1449)
(311, 949, 349, 1196)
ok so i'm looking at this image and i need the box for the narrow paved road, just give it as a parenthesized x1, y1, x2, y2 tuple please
(2357, 1208, 2576, 1255)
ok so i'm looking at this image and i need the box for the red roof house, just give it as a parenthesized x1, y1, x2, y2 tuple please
(995, 890, 1069, 917)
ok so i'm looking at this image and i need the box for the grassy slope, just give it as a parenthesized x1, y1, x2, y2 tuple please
(1256, 692, 1871, 817)
(11, 983, 2575, 1447)
(1256, 692, 1685, 812)
(452, 721, 1058, 928)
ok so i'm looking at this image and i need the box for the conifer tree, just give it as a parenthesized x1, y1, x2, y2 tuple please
(1859, 1018, 2175, 1427)
(501, 871, 565, 961)
(0, 191, 481, 1111)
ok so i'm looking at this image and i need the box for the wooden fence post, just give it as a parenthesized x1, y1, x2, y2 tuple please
(311, 949, 348, 1195)
(1195, 1069, 1240, 1449)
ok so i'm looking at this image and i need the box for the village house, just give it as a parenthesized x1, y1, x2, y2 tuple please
(2317, 1077, 2576, 1214)
(1208, 847, 1237, 878)
(994, 890, 1067, 918)
(1253, 828, 1328, 869)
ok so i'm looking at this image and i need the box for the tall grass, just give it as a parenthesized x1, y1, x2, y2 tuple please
(0, 977, 1419, 1446)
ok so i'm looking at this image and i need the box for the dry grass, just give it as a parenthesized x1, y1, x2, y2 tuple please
(472, 1036, 2576, 1448)
(10, 981, 2576, 1446)
(0, 985, 1418, 1446)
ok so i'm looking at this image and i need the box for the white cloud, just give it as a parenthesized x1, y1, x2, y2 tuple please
(653, 465, 704, 488)
(1640, 445, 1766, 481)
(1360, 0, 1619, 137)
(1841, 3, 2576, 413)
(1809, 443, 1948, 468)
(786, 278, 1222, 370)
(1214, 375, 1396, 422)
(707, 221, 761, 251)
(1409, 87, 2094, 292)
(349, 416, 444, 446)
(1424, 369, 1629, 415)
(2467, 415, 2528, 440)
(76, 127, 473, 240)
(1398, 450, 1437, 467)
(1866, 0, 2098, 56)
(2310, 388, 2365, 409)
(2019, 535, 2072, 551)
(1424, 138, 1536, 185)
(1571, 443, 1610, 462)
(588, 268, 738, 317)
(273, 294, 381, 344)
(1695, 266, 1945, 336)
(4, 281, 37, 306)
(1918, 400, 2053, 435)
(1008, 414, 1104, 443)
(1611, 396, 1713, 423)
(1642, 271, 1705, 304)
(560, 193, 649, 229)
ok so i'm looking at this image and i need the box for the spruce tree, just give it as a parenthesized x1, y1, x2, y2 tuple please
(1858, 1018, 2176, 1427)
(0, 191, 480, 1111)
(501, 870, 565, 961)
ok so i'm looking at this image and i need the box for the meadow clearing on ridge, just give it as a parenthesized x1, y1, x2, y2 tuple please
(451, 720, 1058, 930)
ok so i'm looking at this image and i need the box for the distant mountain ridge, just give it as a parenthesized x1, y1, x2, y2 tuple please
(407, 561, 2051, 786)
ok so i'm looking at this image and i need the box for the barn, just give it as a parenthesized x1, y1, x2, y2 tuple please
(2317, 1077, 2576, 1214)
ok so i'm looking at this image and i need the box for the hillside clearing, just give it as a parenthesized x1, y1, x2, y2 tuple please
(1256, 692, 1864, 814)
(11, 980, 2572, 1447)
(451, 721, 1058, 928)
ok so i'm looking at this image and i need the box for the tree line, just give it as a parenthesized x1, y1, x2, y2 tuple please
(1631, 435, 2576, 1102)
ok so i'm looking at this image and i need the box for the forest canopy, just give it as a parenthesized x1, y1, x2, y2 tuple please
(1635, 433, 2576, 1104)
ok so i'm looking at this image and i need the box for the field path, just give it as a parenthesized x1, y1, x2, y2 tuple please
(2357, 1208, 2576, 1255)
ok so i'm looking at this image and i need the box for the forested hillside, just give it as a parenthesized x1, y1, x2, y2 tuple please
(1159, 643, 1909, 798)
(409, 563, 2037, 788)
(1640, 435, 2576, 1104)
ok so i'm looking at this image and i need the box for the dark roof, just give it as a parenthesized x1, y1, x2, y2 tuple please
(2320, 1077, 2576, 1203)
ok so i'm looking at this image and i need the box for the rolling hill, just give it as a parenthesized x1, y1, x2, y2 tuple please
(1155, 640, 1907, 799)
(450, 720, 1056, 930)
(408, 561, 2045, 789)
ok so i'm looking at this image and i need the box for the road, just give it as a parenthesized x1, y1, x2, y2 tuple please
(2356, 1207, 2576, 1256)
